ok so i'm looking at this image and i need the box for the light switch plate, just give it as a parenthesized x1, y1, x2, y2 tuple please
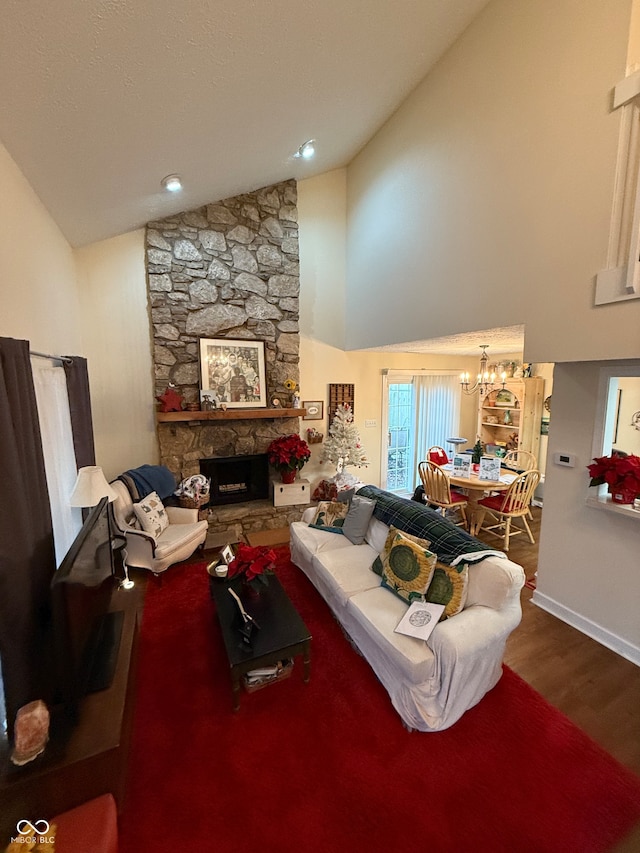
(365, 419, 377, 428)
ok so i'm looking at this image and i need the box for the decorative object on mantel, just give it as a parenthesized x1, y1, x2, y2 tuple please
(156, 383, 184, 413)
(306, 427, 323, 444)
(200, 390, 217, 411)
(284, 377, 301, 409)
(587, 451, 640, 504)
(632, 411, 640, 430)
(321, 403, 368, 488)
(271, 396, 282, 408)
(267, 433, 311, 483)
(175, 474, 210, 509)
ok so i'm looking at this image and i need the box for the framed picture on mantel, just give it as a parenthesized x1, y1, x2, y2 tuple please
(199, 338, 267, 408)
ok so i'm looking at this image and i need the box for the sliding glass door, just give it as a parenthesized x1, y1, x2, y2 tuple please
(383, 371, 461, 495)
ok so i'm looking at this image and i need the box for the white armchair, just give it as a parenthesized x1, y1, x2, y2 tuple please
(110, 479, 208, 575)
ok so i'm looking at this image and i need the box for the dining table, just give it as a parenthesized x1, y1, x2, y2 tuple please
(442, 464, 518, 537)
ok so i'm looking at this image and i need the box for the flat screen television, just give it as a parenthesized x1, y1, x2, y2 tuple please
(49, 497, 122, 718)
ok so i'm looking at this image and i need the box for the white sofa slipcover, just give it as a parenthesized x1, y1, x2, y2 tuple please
(290, 486, 525, 732)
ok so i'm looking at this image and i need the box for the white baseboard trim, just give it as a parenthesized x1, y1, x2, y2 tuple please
(532, 590, 640, 667)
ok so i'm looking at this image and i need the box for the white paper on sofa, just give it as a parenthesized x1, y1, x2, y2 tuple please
(394, 601, 445, 641)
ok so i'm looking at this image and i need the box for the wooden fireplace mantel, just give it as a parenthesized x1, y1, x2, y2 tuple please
(156, 407, 306, 423)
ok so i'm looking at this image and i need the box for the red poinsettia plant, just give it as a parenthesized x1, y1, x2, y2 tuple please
(266, 433, 311, 474)
(587, 452, 640, 495)
(227, 543, 277, 588)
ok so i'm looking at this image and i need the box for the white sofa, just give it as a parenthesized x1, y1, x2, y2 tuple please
(290, 485, 525, 732)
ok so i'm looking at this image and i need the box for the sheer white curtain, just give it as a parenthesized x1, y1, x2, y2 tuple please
(412, 374, 461, 486)
(31, 361, 82, 565)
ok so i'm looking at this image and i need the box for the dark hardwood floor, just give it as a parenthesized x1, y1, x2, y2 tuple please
(493, 507, 640, 852)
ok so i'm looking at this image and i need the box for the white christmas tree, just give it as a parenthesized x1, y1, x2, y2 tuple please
(322, 404, 369, 471)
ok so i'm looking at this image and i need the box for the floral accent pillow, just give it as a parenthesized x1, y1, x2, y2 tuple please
(425, 561, 469, 619)
(379, 528, 437, 604)
(311, 501, 349, 527)
(371, 526, 431, 576)
(133, 491, 169, 539)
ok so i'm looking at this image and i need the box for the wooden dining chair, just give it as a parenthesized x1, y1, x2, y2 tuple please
(501, 450, 537, 519)
(502, 449, 536, 472)
(477, 469, 541, 551)
(418, 460, 468, 527)
(427, 446, 449, 466)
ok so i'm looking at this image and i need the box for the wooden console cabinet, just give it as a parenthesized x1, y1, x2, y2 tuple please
(0, 586, 141, 844)
(477, 377, 544, 462)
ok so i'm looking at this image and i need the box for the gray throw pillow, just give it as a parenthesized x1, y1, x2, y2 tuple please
(342, 495, 376, 545)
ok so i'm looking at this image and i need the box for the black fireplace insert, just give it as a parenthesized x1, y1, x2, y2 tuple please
(200, 454, 269, 506)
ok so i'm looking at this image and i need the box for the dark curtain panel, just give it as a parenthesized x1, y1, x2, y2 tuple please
(63, 356, 96, 468)
(0, 338, 56, 739)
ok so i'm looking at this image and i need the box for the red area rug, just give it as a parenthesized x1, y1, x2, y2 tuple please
(120, 548, 640, 853)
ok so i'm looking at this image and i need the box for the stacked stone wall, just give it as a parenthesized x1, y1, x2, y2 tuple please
(146, 178, 300, 409)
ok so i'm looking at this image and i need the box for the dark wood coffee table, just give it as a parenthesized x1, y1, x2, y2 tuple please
(209, 574, 311, 711)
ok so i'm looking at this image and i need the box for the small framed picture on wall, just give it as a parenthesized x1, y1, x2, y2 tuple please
(303, 401, 324, 420)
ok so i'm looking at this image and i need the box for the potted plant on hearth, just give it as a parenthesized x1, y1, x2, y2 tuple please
(587, 451, 640, 504)
(266, 433, 311, 483)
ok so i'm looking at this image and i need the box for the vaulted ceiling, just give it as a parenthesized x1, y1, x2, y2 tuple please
(1, 0, 490, 248)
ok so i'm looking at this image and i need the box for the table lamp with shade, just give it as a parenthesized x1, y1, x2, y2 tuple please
(69, 466, 134, 590)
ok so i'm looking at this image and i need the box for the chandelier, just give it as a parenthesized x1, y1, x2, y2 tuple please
(460, 345, 506, 397)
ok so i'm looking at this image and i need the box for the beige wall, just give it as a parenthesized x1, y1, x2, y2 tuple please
(74, 230, 156, 480)
(536, 361, 640, 661)
(0, 143, 82, 353)
(0, 136, 155, 480)
(298, 170, 347, 350)
(345, 0, 638, 363)
(627, 0, 640, 70)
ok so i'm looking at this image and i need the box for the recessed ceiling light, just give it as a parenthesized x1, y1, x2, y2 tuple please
(294, 139, 316, 160)
(161, 174, 182, 192)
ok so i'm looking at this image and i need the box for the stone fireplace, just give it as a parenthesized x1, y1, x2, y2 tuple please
(146, 179, 308, 542)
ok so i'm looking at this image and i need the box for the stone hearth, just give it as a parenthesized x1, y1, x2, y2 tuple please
(204, 499, 304, 549)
